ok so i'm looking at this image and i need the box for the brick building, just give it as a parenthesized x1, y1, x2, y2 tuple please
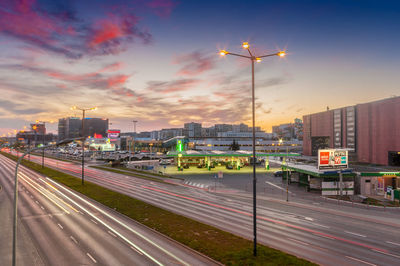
(303, 97, 400, 166)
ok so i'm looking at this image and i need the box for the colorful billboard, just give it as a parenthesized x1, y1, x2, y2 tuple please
(107, 130, 120, 139)
(318, 149, 348, 170)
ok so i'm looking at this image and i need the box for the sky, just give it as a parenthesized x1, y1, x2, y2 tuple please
(1, 0, 400, 135)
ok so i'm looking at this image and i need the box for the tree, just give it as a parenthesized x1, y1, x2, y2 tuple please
(230, 140, 240, 151)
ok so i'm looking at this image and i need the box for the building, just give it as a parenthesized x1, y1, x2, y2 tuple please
(83, 118, 108, 138)
(214, 124, 233, 133)
(272, 119, 303, 140)
(58, 117, 108, 140)
(58, 117, 81, 141)
(184, 122, 202, 137)
(303, 96, 400, 166)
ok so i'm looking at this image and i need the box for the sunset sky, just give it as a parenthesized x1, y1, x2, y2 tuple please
(1, 0, 400, 135)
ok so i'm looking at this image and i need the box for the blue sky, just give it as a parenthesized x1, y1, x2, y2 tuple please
(0, 0, 399, 135)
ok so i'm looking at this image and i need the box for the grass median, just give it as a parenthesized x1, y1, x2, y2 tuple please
(1, 151, 315, 266)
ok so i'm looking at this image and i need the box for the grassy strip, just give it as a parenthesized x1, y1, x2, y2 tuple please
(2, 151, 315, 266)
(90, 165, 170, 184)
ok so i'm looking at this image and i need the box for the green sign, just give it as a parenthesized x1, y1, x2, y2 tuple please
(176, 140, 184, 152)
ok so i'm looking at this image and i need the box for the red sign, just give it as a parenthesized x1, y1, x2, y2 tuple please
(319, 151, 330, 165)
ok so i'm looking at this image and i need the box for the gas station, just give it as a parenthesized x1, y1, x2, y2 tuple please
(166, 139, 301, 171)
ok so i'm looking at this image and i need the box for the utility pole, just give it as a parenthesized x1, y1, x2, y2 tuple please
(132, 120, 137, 157)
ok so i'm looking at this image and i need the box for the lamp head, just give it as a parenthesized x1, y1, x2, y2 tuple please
(278, 51, 286, 57)
(219, 50, 228, 56)
(242, 42, 249, 49)
(256, 57, 262, 63)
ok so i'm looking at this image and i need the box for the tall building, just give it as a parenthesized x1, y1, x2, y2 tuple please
(58, 117, 108, 140)
(83, 118, 108, 138)
(184, 122, 202, 138)
(303, 96, 400, 166)
(215, 124, 233, 133)
(58, 117, 81, 141)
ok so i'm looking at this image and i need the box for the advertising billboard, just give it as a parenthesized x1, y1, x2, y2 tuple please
(318, 149, 348, 170)
(107, 130, 120, 139)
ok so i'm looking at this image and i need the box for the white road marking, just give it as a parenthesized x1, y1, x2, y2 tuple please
(309, 223, 330, 229)
(90, 219, 98, 224)
(86, 253, 97, 263)
(40, 206, 45, 210)
(70, 236, 78, 244)
(108, 230, 117, 238)
(30, 195, 33, 198)
(373, 249, 400, 259)
(344, 231, 366, 238)
(265, 181, 292, 193)
(130, 246, 143, 255)
(287, 237, 310, 246)
(57, 223, 63, 229)
(386, 241, 400, 246)
(345, 256, 377, 266)
(35, 201, 39, 204)
(305, 217, 314, 221)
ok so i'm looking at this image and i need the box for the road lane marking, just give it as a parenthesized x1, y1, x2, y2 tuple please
(57, 223, 63, 229)
(108, 230, 117, 238)
(47, 178, 167, 266)
(345, 256, 377, 266)
(142, 185, 390, 253)
(70, 236, 78, 244)
(287, 237, 310, 246)
(265, 181, 292, 193)
(86, 253, 97, 263)
(344, 231, 366, 238)
(386, 241, 400, 246)
(372, 249, 400, 259)
(90, 219, 98, 224)
(40, 206, 45, 210)
(309, 223, 330, 229)
(305, 217, 313, 221)
(35, 201, 39, 204)
(130, 246, 143, 255)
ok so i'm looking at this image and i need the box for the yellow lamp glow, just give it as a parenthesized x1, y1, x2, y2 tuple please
(278, 51, 286, 57)
(219, 50, 228, 56)
(242, 42, 249, 49)
(256, 57, 262, 63)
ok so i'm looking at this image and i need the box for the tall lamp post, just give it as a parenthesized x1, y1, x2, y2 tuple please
(71, 106, 97, 185)
(219, 42, 286, 256)
(35, 120, 54, 168)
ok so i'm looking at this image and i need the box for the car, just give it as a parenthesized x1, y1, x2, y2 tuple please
(183, 164, 189, 169)
(226, 164, 233, 169)
(274, 171, 283, 177)
(197, 164, 204, 168)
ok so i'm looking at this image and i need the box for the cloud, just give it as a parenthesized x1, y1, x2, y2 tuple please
(173, 51, 216, 76)
(87, 13, 152, 55)
(146, 79, 200, 93)
(0, 99, 45, 115)
(147, 0, 177, 17)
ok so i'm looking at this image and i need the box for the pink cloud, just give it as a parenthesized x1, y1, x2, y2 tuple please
(173, 51, 215, 76)
(147, 79, 200, 94)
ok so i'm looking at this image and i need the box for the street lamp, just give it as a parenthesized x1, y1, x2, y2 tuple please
(219, 42, 286, 256)
(129, 120, 138, 164)
(35, 120, 54, 168)
(71, 106, 97, 185)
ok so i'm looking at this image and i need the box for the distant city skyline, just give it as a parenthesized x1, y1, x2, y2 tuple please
(1, 0, 400, 135)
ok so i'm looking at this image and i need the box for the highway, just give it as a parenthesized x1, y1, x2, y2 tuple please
(0, 154, 217, 266)
(5, 151, 400, 266)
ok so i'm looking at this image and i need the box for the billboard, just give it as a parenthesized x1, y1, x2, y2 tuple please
(318, 149, 348, 170)
(107, 130, 120, 139)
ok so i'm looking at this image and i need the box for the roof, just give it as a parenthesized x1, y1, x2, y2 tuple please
(166, 150, 301, 157)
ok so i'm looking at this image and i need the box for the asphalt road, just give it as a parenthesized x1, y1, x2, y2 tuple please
(6, 151, 400, 266)
(0, 154, 217, 266)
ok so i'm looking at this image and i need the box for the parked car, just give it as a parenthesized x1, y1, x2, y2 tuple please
(226, 164, 233, 169)
(274, 171, 283, 177)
